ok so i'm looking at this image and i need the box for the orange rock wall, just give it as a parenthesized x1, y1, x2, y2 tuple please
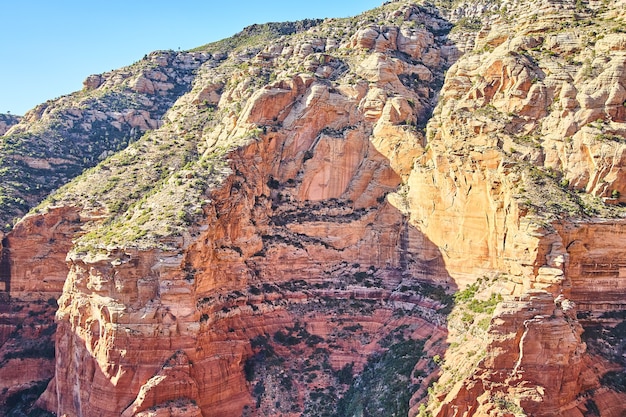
(555, 221, 626, 315)
(49, 7, 458, 415)
(6, 206, 81, 299)
(2, 2, 626, 417)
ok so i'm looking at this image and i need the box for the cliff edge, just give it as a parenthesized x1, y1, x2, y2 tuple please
(0, 1, 625, 416)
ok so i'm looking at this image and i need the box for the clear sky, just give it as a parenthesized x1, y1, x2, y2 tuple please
(0, 0, 382, 116)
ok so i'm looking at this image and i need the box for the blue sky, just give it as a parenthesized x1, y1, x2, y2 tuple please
(0, 0, 381, 115)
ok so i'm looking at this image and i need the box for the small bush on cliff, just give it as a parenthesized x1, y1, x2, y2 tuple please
(1, 379, 54, 417)
(601, 370, 626, 392)
(335, 362, 354, 385)
(273, 330, 301, 346)
(244, 359, 256, 381)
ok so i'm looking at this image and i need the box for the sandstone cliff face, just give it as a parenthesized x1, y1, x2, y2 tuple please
(406, 0, 626, 415)
(5, 4, 459, 416)
(1, 1, 626, 417)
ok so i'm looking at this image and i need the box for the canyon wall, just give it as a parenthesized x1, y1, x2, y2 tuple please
(405, 0, 626, 415)
(4, 4, 459, 416)
(1, 1, 625, 416)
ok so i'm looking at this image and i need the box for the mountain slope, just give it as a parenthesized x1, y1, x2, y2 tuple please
(0, 114, 21, 135)
(0, 0, 625, 416)
(0, 50, 212, 229)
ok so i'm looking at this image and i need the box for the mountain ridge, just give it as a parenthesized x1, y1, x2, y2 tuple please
(1, 0, 625, 416)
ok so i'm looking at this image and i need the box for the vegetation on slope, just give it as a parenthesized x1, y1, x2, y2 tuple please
(28, 0, 456, 253)
(3, 0, 626, 415)
(0, 113, 21, 131)
(0, 50, 209, 229)
(192, 19, 323, 54)
(335, 338, 426, 417)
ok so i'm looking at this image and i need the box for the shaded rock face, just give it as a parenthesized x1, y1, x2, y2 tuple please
(0, 297, 57, 417)
(1, 1, 626, 417)
(0, 113, 21, 135)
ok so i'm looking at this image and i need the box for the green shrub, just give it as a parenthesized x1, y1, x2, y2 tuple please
(335, 338, 425, 417)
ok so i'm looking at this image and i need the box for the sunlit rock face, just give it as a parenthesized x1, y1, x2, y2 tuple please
(1, 1, 626, 416)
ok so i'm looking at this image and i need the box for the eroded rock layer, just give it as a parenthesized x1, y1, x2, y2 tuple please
(1, 0, 626, 416)
(406, 0, 626, 415)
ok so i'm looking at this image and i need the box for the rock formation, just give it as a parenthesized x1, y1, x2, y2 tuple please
(404, 0, 626, 415)
(1, 0, 625, 416)
(0, 113, 21, 135)
(0, 50, 213, 228)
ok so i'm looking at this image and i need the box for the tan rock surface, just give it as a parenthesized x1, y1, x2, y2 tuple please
(405, 0, 626, 415)
(1, 1, 626, 417)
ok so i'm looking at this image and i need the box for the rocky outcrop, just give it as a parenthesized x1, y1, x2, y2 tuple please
(436, 291, 587, 416)
(6, 206, 82, 299)
(0, 113, 20, 135)
(1, 1, 626, 416)
(0, 50, 214, 227)
(406, 0, 626, 415)
(555, 221, 626, 316)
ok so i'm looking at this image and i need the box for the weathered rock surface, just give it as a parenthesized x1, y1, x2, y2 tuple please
(436, 291, 587, 416)
(0, 113, 21, 135)
(1, 0, 626, 416)
(0, 4, 458, 416)
(405, 0, 626, 415)
(0, 298, 57, 416)
(6, 206, 82, 299)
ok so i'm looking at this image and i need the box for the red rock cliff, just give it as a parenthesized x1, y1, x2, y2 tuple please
(1, 1, 626, 417)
